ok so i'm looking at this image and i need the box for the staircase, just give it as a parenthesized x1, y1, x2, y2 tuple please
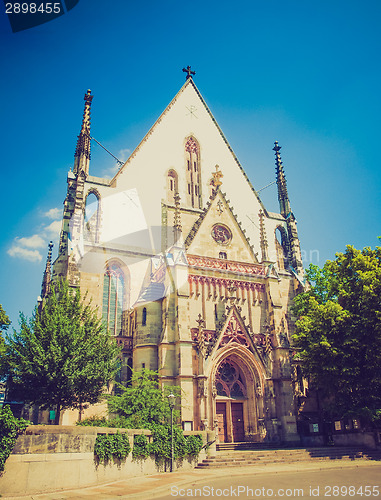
(196, 445, 381, 469)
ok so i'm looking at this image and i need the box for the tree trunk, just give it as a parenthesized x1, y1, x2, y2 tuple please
(54, 404, 61, 425)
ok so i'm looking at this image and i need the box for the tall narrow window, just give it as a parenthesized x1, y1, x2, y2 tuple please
(142, 307, 147, 326)
(102, 264, 125, 336)
(275, 227, 289, 270)
(84, 191, 100, 243)
(167, 169, 178, 204)
(185, 137, 201, 208)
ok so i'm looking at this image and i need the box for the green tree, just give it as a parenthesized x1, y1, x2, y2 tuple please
(107, 369, 181, 428)
(0, 304, 11, 378)
(293, 245, 381, 424)
(5, 280, 120, 424)
(108, 369, 191, 461)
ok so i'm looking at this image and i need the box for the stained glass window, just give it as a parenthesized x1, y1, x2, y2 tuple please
(102, 264, 125, 336)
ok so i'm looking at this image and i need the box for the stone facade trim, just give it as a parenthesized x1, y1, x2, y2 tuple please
(187, 255, 265, 277)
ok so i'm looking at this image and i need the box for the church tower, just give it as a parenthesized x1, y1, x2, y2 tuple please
(274, 141, 303, 276)
(53, 70, 304, 443)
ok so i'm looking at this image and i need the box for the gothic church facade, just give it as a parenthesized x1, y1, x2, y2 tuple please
(53, 72, 304, 443)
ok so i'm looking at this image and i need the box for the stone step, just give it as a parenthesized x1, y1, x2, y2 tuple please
(196, 447, 381, 469)
(196, 458, 370, 469)
(215, 449, 369, 457)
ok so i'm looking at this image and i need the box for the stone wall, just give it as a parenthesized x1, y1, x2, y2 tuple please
(300, 431, 378, 449)
(334, 432, 378, 450)
(0, 426, 208, 497)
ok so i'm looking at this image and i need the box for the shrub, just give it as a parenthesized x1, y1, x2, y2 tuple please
(77, 416, 131, 428)
(186, 434, 203, 456)
(77, 416, 108, 427)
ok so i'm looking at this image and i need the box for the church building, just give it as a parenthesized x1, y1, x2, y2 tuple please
(52, 69, 305, 443)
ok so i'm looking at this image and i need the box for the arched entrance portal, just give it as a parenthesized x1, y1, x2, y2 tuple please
(215, 358, 251, 443)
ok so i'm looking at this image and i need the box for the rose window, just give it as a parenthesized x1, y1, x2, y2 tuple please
(211, 224, 232, 245)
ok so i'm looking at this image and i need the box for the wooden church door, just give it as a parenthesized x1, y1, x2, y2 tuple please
(231, 402, 245, 442)
(216, 402, 227, 443)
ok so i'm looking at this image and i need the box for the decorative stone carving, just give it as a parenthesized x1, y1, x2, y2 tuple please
(197, 378, 207, 398)
(256, 383, 263, 398)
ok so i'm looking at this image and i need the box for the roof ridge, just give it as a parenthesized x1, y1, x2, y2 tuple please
(110, 79, 193, 185)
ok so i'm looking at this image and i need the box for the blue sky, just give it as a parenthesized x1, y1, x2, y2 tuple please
(1, 0, 380, 328)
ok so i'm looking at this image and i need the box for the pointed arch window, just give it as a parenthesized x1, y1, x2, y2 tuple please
(215, 359, 247, 399)
(185, 137, 201, 208)
(102, 264, 125, 336)
(84, 191, 100, 243)
(275, 227, 289, 270)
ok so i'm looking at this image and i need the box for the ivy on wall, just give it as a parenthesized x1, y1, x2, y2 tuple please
(94, 432, 131, 463)
(93, 428, 203, 465)
(0, 405, 30, 474)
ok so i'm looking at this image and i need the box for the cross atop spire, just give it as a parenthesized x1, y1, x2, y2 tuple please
(182, 65, 196, 80)
(74, 89, 93, 175)
(274, 141, 291, 217)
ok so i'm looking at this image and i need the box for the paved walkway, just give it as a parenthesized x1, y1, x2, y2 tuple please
(3, 460, 381, 500)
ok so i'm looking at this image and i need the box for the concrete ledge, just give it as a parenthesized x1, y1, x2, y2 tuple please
(7, 452, 94, 463)
(0, 426, 207, 497)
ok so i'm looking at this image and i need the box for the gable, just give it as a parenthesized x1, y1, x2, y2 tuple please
(185, 189, 258, 263)
(207, 306, 268, 369)
(87, 80, 266, 247)
(82, 78, 291, 266)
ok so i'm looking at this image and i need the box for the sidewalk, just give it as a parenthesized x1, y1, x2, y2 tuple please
(3, 460, 381, 500)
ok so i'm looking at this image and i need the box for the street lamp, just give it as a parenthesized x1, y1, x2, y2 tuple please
(167, 393, 175, 472)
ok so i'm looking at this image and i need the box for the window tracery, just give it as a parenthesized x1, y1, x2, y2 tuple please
(215, 359, 247, 398)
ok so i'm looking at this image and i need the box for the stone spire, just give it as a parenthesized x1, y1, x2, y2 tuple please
(273, 142, 304, 276)
(274, 141, 291, 218)
(173, 191, 182, 240)
(41, 241, 54, 300)
(259, 209, 269, 262)
(74, 89, 93, 175)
